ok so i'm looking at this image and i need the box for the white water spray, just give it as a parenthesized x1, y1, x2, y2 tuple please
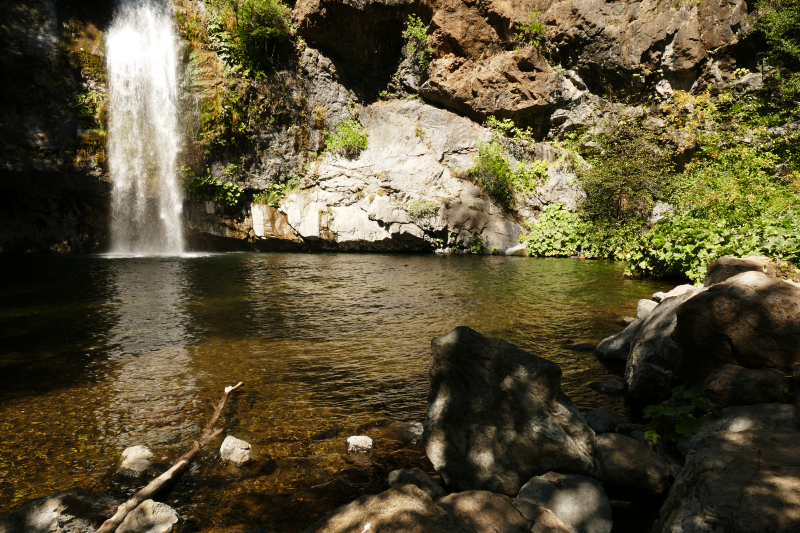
(106, 0, 184, 254)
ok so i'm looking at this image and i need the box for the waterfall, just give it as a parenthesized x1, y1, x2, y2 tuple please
(106, 0, 184, 255)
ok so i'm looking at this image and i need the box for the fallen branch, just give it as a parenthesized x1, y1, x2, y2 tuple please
(96, 382, 244, 533)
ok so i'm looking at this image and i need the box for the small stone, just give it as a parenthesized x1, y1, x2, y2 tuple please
(585, 409, 621, 434)
(517, 472, 612, 533)
(388, 468, 447, 499)
(119, 446, 155, 476)
(346, 435, 373, 453)
(588, 380, 625, 396)
(655, 79, 673, 99)
(636, 299, 658, 320)
(117, 499, 179, 533)
(220, 435, 252, 466)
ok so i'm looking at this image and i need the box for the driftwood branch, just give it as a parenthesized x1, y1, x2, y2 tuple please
(96, 382, 244, 533)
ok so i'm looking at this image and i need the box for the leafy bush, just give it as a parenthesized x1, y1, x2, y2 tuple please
(253, 175, 300, 206)
(511, 12, 546, 51)
(643, 386, 722, 446)
(467, 141, 548, 210)
(484, 116, 535, 144)
(404, 199, 439, 220)
(182, 166, 243, 206)
(403, 14, 433, 70)
(70, 90, 107, 129)
(755, 0, 800, 70)
(208, 0, 294, 75)
(468, 233, 487, 254)
(325, 117, 368, 159)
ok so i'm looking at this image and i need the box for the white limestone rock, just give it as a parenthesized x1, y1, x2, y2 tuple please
(220, 435, 252, 466)
(346, 435, 373, 453)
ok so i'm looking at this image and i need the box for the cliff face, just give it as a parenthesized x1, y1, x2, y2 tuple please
(0, 0, 758, 252)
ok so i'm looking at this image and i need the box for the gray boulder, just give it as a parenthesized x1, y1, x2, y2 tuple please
(424, 327, 596, 496)
(220, 435, 252, 465)
(0, 488, 118, 533)
(118, 445, 155, 477)
(702, 364, 791, 408)
(436, 491, 571, 533)
(117, 500, 180, 533)
(651, 284, 695, 303)
(625, 287, 703, 401)
(673, 271, 800, 385)
(388, 468, 447, 500)
(584, 409, 621, 434)
(517, 472, 612, 533)
(703, 255, 779, 286)
(594, 319, 641, 363)
(636, 299, 658, 320)
(300, 484, 474, 533)
(655, 404, 800, 533)
(594, 433, 671, 495)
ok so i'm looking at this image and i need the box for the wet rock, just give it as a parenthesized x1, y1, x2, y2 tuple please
(594, 434, 671, 495)
(346, 435, 373, 453)
(702, 364, 791, 408)
(584, 409, 621, 434)
(587, 381, 625, 396)
(625, 286, 703, 401)
(398, 421, 424, 444)
(424, 326, 596, 496)
(118, 445, 155, 476)
(388, 468, 447, 500)
(673, 271, 800, 385)
(703, 255, 778, 286)
(517, 472, 612, 533)
(117, 500, 180, 533)
(651, 284, 695, 302)
(437, 490, 571, 533)
(300, 484, 474, 533)
(0, 488, 119, 533)
(636, 299, 658, 320)
(594, 319, 641, 363)
(655, 404, 800, 533)
(505, 243, 529, 256)
(220, 435, 252, 465)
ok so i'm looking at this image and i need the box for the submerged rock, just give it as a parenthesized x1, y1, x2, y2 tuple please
(0, 488, 118, 533)
(300, 484, 473, 533)
(388, 468, 447, 500)
(437, 490, 571, 533)
(220, 435, 252, 466)
(587, 381, 625, 396)
(346, 435, 373, 453)
(702, 364, 791, 408)
(117, 500, 180, 533)
(118, 445, 155, 477)
(594, 434, 671, 495)
(517, 472, 612, 533)
(655, 404, 800, 533)
(424, 327, 596, 496)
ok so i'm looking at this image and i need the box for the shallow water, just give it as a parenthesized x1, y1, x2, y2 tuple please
(0, 253, 673, 531)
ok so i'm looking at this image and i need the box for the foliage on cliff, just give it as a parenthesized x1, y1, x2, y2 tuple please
(325, 116, 368, 159)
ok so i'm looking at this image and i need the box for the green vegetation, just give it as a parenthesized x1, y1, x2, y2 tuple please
(511, 12, 546, 52)
(484, 116, 536, 144)
(403, 14, 433, 70)
(253, 175, 300, 206)
(467, 233, 487, 254)
(325, 116, 368, 159)
(402, 199, 440, 220)
(643, 386, 722, 446)
(207, 0, 295, 76)
(182, 166, 244, 206)
(69, 91, 107, 129)
(756, 0, 800, 71)
(467, 141, 548, 210)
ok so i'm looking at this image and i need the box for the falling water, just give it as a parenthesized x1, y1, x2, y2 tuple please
(106, 0, 184, 254)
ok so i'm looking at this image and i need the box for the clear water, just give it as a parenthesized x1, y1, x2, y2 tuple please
(0, 253, 673, 531)
(106, 0, 184, 254)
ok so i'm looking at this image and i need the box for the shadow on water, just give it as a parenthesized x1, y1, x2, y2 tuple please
(0, 253, 674, 530)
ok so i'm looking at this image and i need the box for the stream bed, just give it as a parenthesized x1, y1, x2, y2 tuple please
(0, 253, 673, 531)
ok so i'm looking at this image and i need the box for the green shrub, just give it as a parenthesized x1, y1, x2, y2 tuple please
(467, 141, 548, 210)
(468, 233, 487, 254)
(511, 12, 546, 52)
(182, 166, 243, 206)
(325, 117, 368, 159)
(253, 175, 300, 206)
(755, 0, 800, 71)
(403, 199, 439, 220)
(643, 386, 722, 446)
(403, 14, 433, 70)
(484, 116, 535, 144)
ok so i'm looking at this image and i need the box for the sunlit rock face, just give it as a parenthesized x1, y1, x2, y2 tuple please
(106, 0, 184, 254)
(423, 326, 596, 496)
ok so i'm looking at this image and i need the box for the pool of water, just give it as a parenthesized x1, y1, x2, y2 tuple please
(0, 253, 673, 531)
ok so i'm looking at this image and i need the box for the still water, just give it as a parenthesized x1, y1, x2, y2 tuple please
(0, 253, 673, 531)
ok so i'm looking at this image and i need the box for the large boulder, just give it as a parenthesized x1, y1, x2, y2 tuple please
(703, 255, 780, 286)
(673, 271, 800, 385)
(655, 404, 800, 533)
(0, 489, 119, 533)
(437, 491, 571, 533)
(594, 319, 641, 364)
(300, 484, 474, 533)
(517, 472, 612, 533)
(388, 469, 448, 500)
(423, 327, 596, 496)
(593, 434, 672, 495)
(702, 364, 791, 408)
(624, 287, 703, 401)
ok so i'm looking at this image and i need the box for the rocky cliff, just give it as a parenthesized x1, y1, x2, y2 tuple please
(0, 0, 759, 253)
